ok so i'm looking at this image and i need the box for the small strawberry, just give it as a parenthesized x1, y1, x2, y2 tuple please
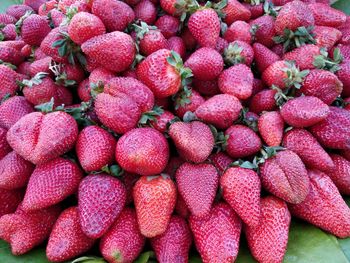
(0, 127, 11, 160)
(209, 152, 233, 174)
(133, 175, 177, 238)
(308, 3, 346, 27)
(250, 15, 276, 48)
(215, 37, 229, 54)
(249, 89, 278, 114)
(222, 0, 251, 25)
(258, 111, 284, 147)
(224, 41, 254, 66)
(175, 193, 190, 219)
(224, 21, 252, 43)
(0, 96, 33, 130)
(0, 64, 19, 100)
(313, 26, 342, 50)
(253, 43, 280, 73)
(0, 188, 22, 217)
(283, 44, 320, 70)
(46, 207, 95, 262)
(89, 67, 114, 87)
(20, 14, 51, 46)
(149, 110, 175, 133)
(174, 89, 204, 118)
(78, 79, 91, 102)
(1, 24, 17, 41)
(155, 15, 180, 39)
(289, 170, 350, 238)
(242, 2, 263, 19)
(167, 36, 186, 59)
(136, 26, 168, 57)
(245, 196, 291, 263)
(326, 154, 350, 195)
(134, 0, 157, 24)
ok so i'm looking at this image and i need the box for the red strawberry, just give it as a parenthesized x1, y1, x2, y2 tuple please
(78, 174, 127, 238)
(137, 28, 168, 57)
(174, 90, 204, 119)
(338, 61, 350, 97)
(133, 175, 177, 238)
(253, 43, 280, 73)
(0, 127, 11, 160)
(0, 65, 19, 100)
(225, 125, 262, 158)
(224, 41, 254, 66)
(283, 129, 334, 172)
(6, 4, 33, 20)
(289, 170, 350, 238)
(7, 111, 78, 164)
(169, 121, 214, 163)
(195, 94, 242, 130)
(0, 205, 60, 255)
(215, 37, 229, 54)
(149, 110, 175, 133)
(76, 126, 117, 172)
(159, 0, 176, 16)
(176, 163, 219, 217)
(242, 2, 263, 19)
(309, 3, 346, 27)
(188, 8, 220, 48)
(155, 15, 180, 39)
(92, 0, 135, 32)
(224, 21, 251, 43)
(151, 215, 192, 263)
(49, 9, 65, 28)
(313, 26, 342, 50)
(21, 14, 51, 46)
(78, 79, 91, 102)
(338, 16, 350, 45)
(249, 89, 278, 114)
(81, 32, 136, 73)
(0, 188, 22, 217)
(250, 15, 276, 48)
(221, 167, 261, 227)
(46, 207, 95, 262)
(100, 208, 145, 263)
(283, 44, 320, 70)
(29, 57, 52, 77)
(260, 150, 309, 204)
(218, 64, 254, 100)
(222, 0, 251, 25)
(134, 0, 157, 24)
(0, 44, 24, 66)
(258, 111, 284, 147)
(116, 128, 169, 176)
(40, 27, 70, 63)
(175, 193, 190, 219)
(326, 154, 350, 195)
(334, 44, 350, 62)
(168, 37, 186, 60)
(89, 67, 114, 86)
(24, 0, 50, 12)
(38, 0, 57, 16)
(209, 152, 233, 174)
(189, 203, 242, 263)
(193, 78, 220, 96)
(245, 196, 291, 263)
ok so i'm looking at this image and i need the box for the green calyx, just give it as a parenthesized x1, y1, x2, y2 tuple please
(175, 0, 200, 23)
(15, 10, 33, 35)
(282, 60, 309, 90)
(263, 1, 280, 17)
(272, 85, 292, 107)
(235, 108, 258, 132)
(223, 43, 245, 66)
(20, 72, 48, 89)
(100, 164, 124, 177)
(0, 93, 11, 104)
(61, 6, 78, 25)
(244, 0, 261, 5)
(49, 61, 76, 87)
(0, 59, 16, 70)
(313, 47, 343, 73)
(138, 105, 164, 126)
(133, 21, 157, 40)
(210, 125, 229, 152)
(90, 82, 104, 99)
(332, 97, 349, 109)
(274, 26, 316, 52)
(72, 256, 106, 263)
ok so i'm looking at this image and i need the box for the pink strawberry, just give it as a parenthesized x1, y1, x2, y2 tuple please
(222, 0, 251, 25)
(258, 111, 284, 147)
(326, 154, 350, 195)
(193, 78, 220, 96)
(138, 29, 168, 57)
(0, 127, 11, 160)
(6, 4, 33, 20)
(149, 110, 175, 133)
(0, 96, 33, 130)
(0, 188, 22, 217)
(40, 27, 70, 63)
(313, 26, 342, 50)
(167, 36, 186, 59)
(29, 57, 52, 77)
(134, 0, 157, 24)
(0, 65, 19, 100)
(338, 61, 350, 97)
(224, 21, 252, 43)
(283, 44, 320, 70)
(224, 41, 254, 66)
(249, 89, 278, 114)
(209, 152, 233, 174)
(309, 3, 346, 27)
(253, 43, 280, 73)
(250, 15, 276, 48)
(155, 15, 180, 39)
(174, 90, 204, 119)
(21, 14, 51, 46)
(0, 14, 16, 24)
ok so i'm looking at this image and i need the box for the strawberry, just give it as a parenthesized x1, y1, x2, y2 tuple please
(81, 32, 136, 73)
(250, 15, 276, 48)
(40, 27, 70, 63)
(159, 0, 176, 16)
(326, 154, 350, 195)
(338, 61, 350, 97)
(283, 44, 320, 70)
(116, 128, 169, 176)
(0, 14, 16, 24)
(0, 205, 60, 255)
(338, 16, 350, 45)
(89, 67, 114, 86)
(249, 89, 278, 114)
(100, 208, 145, 263)
(0, 65, 18, 100)
(310, 107, 350, 149)
(149, 110, 175, 133)
(283, 129, 334, 172)
(92, 0, 135, 32)
(78, 174, 127, 238)
(176, 163, 219, 217)
(21, 158, 83, 211)
(289, 170, 350, 238)
(1, 24, 17, 41)
(134, 0, 157, 24)
(167, 36, 186, 59)
(221, 167, 261, 227)
(155, 15, 180, 39)
(133, 175, 176, 238)
(0, 127, 11, 160)
(163, 156, 184, 178)
(6, 5, 33, 20)
(24, 0, 51, 12)
(174, 90, 204, 118)
(258, 111, 284, 147)
(225, 125, 262, 158)
(242, 2, 263, 19)
(260, 150, 309, 204)
(68, 12, 106, 45)
(215, 37, 229, 54)
(184, 47, 223, 81)
(245, 196, 291, 263)
(169, 121, 214, 163)
(29, 57, 52, 77)
(253, 43, 280, 73)
(0, 188, 22, 217)
(188, 8, 220, 48)
(280, 96, 330, 127)
(189, 203, 242, 263)
(222, 0, 251, 25)
(175, 193, 190, 219)
(49, 9, 65, 28)
(313, 26, 342, 50)
(224, 41, 254, 66)
(76, 126, 117, 172)
(0, 151, 34, 190)
(38, 0, 57, 16)
(151, 215, 192, 263)
(137, 28, 168, 57)
(7, 111, 78, 164)
(209, 152, 233, 174)
(308, 3, 346, 27)
(0, 96, 34, 130)
(334, 44, 350, 62)
(20, 14, 51, 46)
(0, 44, 24, 66)
(195, 94, 242, 130)
(224, 21, 252, 43)
(181, 27, 197, 51)
(218, 64, 254, 100)
(193, 78, 220, 96)
(46, 207, 95, 262)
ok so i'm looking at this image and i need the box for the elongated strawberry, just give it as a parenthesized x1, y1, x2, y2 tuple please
(258, 111, 284, 147)
(133, 175, 176, 238)
(283, 44, 320, 70)
(283, 129, 334, 172)
(40, 27, 70, 63)
(0, 188, 22, 217)
(253, 43, 280, 73)
(222, 0, 251, 25)
(245, 196, 291, 263)
(20, 14, 51, 46)
(326, 154, 350, 195)
(224, 21, 252, 43)
(151, 215, 192, 263)
(189, 203, 241, 263)
(308, 3, 346, 27)
(289, 170, 350, 238)
(338, 61, 350, 97)
(100, 208, 145, 263)
(46, 207, 95, 262)
(169, 121, 214, 163)
(249, 89, 278, 114)
(0, 96, 33, 130)
(0, 14, 16, 24)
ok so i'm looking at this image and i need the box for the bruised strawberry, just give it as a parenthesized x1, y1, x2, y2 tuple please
(249, 89, 278, 114)
(0, 188, 22, 217)
(253, 43, 280, 73)
(258, 111, 284, 147)
(0, 96, 33, 130)
(326, 154, 350, 195)
(222, 0, 251, 25)
(309, 3, 346, 27)
(20, 14, 51, 46)
(224, 21, 252, 43)
(0, 65, 19, 100)
(283, 44, 320, 70)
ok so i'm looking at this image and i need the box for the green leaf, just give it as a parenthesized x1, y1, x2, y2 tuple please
(332, 0, 350, 15)
(134, 251, 156, 263)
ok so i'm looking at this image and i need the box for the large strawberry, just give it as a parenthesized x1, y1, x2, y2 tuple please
(176, 163, 219, 217)
(189, 203, 242, 263)
(20, 14, 51, 46)
(313, 26, 342, 50)
(46, 207, 95, 262)
(7, 111, 78, 164)
(0, 65, 19, 100)
(308, 3, 346, 27)
(258, 111, 284, 147)
(78, 174, 127, 238)
(245, 196, 291, 263)
(0, 188, 22, 217)
(116, 128, 169, 176)
(326, 154, 350, 195)
(289, 170, 350, 238)
(133, 175, 176, 238)
(151, 215, 192, 263)
(21, 158, 83, 211)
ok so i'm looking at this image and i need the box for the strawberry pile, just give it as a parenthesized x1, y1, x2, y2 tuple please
(0, 0, 350, 262)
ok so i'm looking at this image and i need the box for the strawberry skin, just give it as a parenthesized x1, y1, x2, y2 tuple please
(134, 0, 157, 25)
(21, 158, 83, 211)
(313, 26, 342, 50)
(151, 215, 192, 263)
(189, 203, 242, 263)
(221, 167, 261, 227)
(21, 14, 51, 46)
(46, 207, 95, 262)
(245, 196, 291, 263)
(116, 128, 169, 176)
(249, 89, 278, 114)
(260, 150, 310, 204)
(289, 170, 350, 238)
(222, 0, 251, 26)
(133, 175, 176, 238)
(139, 29, 168, 57)
(169, 121, 214, 163)
(250, 15, 276, 48)
(224, 21, 252, 44)
(23, 76, 58, 106)
(283, 129, 334, 172)
(150, 110, 175, 133)
(155, 15, 180, 39)
(309, 3, 346, 27)
(0, 188, 22, 217)
(209, 152, 233, 174)
(78, 174, 127, 238)
(326, 154, 350, 195)
(0, 65, 19, 100)
(253, 43, 280, 73)
(0, 127, 11, 160)
(283, 44, 320, 70)
(0, 96, 33, 130)
(176, 163, 219, 217)
(174, 90, 204, 119)
(258, 111, 284, 147)
(100, 208, 145, 263)
(76, 126, 117, 172)
(40, 27, 69, 63)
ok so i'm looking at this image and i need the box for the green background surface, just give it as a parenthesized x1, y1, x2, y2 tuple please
(1, 0, 350, 262)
